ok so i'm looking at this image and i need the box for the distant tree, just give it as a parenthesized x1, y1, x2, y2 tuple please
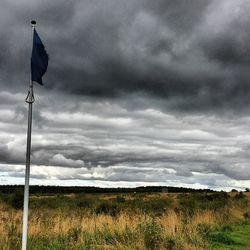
(231, 189, 238, 192)
(245, 188, 250, 192)
(235, 191, 245, 200)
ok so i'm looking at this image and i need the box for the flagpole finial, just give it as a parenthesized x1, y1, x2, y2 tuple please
(31, 20, 36, 25)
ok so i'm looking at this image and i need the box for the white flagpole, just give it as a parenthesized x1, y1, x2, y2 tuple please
(22, 20, 36, 250)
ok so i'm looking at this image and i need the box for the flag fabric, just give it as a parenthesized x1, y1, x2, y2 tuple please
(31, 28, 48, 85)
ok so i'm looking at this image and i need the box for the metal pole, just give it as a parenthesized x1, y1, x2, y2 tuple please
(22, 21, 36, 250)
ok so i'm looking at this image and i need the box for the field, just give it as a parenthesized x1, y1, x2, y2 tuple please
(0, 190, 250, 250)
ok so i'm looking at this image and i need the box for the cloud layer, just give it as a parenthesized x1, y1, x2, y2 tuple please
(0, 0, 250, 190)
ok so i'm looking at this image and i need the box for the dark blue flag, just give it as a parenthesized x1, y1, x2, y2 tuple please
(31, 28, 48, 85)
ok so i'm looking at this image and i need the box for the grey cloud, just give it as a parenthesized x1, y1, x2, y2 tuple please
(1, 0, 250, 112)
(1, 1, 250, 189)
(1, 91, 249, 182)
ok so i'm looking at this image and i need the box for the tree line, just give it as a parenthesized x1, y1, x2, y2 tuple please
(0, 185, 215, 194)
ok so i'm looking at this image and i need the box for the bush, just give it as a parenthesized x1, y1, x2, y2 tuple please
(75, 198, 92, 208)
(178, 194, 198, 215)
(8, 189, 24, 209)
(0, 191, 3, 201)
(165, 238, 176, 250)
(116, 196, 126, 203)
(243, 212, 249, 220)
(31, 197, 69, 209)
(178, 192, 230, 215)
(234, 191, 245, 199)
(139, 220, 163, 250)
(131, 197, 173, 215)
(95, 202, 120, 216)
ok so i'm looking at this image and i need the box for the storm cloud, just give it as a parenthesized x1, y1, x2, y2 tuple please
(0, 0, 250, 190)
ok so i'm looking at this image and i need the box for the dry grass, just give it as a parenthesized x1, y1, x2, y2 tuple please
(0, 192, 249, 250)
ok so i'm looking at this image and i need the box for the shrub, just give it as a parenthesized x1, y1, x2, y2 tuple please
(178, 192, 230, 215)
(8, 189, 24, 209)
(75, 198, 91, 208)
(95, 202, 120, 216)
(31, 197, 68, 209)
(131, 197, 173, 215)
(0, 191, 3, 201)
(140, 220, 163, 250)
(116, 196, 126, 203)
(234, 191, 245, 199)
(243, 212, 249, 220)
(178, 194, 198, 215)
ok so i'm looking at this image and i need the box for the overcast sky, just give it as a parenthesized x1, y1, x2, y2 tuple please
(1, 0, 250, 190)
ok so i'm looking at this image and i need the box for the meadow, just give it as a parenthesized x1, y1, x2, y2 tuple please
(0, 189, 249, 250)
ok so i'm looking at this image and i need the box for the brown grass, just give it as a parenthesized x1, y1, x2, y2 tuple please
(0, 192, 249, 250)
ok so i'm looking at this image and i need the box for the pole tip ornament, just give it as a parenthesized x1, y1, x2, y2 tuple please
(31, 20, 36, 25)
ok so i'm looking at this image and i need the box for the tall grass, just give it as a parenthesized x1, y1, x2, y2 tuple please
(0, 192, 249, 250)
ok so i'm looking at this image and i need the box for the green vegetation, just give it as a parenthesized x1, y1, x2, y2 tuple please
(209, 221, 250, 249)
(0, 188, 249, 249)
